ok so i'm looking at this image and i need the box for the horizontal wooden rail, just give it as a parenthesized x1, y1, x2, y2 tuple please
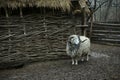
(91, 22, 120, 46)
(93, 22, 120, 26)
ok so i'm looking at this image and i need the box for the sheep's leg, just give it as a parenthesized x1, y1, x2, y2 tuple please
(81, 55, 85, 61)
(72, 58, 75, 65)
(86, 54, 89, 61)
(75, 59, 78, 65)
(81, 57, 84, 61)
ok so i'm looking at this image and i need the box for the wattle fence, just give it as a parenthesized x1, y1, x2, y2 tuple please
(0, 15, 120, 69)
(0, 15, 85, 68)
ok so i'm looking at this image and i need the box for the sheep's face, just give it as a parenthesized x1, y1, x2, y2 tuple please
(68, 35, 80, 45)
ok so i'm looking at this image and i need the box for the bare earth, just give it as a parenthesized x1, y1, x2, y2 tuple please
(0, 44, 120, 80)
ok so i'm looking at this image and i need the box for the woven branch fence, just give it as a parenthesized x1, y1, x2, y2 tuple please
(0, 15, 87, 68)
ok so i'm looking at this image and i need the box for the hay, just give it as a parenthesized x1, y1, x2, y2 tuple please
(0, 0, 90, 12)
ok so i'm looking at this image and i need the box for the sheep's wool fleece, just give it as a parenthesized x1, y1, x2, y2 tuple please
(78, 36, 90, 54)
(66, 35, 90, 57)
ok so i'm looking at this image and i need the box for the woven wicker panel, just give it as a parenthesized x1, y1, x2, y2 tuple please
(0, 15, 84, 68)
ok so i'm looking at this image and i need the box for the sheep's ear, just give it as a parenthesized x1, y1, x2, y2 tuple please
(81, 39, 87, 43)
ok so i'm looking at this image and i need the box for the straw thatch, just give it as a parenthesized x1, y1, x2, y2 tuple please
(0, 0, 90, 12)
(79, 0, 90, 14)
(0, 0, 72, 11)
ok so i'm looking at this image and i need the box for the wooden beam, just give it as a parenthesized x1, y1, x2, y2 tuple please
(93, 22, 120, 26)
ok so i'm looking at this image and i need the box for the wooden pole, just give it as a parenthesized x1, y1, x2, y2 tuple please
(82, 7, 87, 36)
(0, 8, 2, 17)
(4, 7, 9, 18)
(89, 13, 93, 40)
(8, 28, 12, 54)
(83, 8, 86, 25)
(20, 7, 23, 18)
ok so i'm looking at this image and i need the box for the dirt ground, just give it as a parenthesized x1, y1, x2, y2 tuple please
(0, 43, 120, 80)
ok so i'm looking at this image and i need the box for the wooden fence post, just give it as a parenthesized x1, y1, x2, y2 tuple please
(89, 13, 93, 39)
(82, 7, 87, 36)
(4, 7, 9, 18)
(20, 7, 23, 18)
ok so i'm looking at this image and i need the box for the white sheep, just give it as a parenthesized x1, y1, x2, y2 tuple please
(66, 35, 90, 65)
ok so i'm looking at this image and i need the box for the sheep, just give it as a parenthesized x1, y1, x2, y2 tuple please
(66, 35, 90, 65)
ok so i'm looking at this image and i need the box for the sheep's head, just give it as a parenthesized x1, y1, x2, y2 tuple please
(68, 35, 87, 45)
(68, 35, 80, 45)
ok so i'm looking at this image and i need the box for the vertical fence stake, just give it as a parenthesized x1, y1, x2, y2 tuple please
(21, 18, 27, 55)
(4, 7, 9, 18)
(8, 27, 12, 54)
(20, 7, 23, 18)
(43, 6, 51, 53)
(23, 24, 27, 52)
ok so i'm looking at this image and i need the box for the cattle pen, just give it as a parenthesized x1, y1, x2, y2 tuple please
(0, 0, 120, 80)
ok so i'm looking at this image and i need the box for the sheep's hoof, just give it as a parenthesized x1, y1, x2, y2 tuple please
(86, 57, 89, 61)
(72, 62, 74, 65)
(86, 59, 89, 61)
(75, 63, 78, 65)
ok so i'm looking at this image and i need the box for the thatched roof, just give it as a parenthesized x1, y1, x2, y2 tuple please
(79, 0, 90, 13)
(0, 0, 90, 12)
(0, 0, 71, 11)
